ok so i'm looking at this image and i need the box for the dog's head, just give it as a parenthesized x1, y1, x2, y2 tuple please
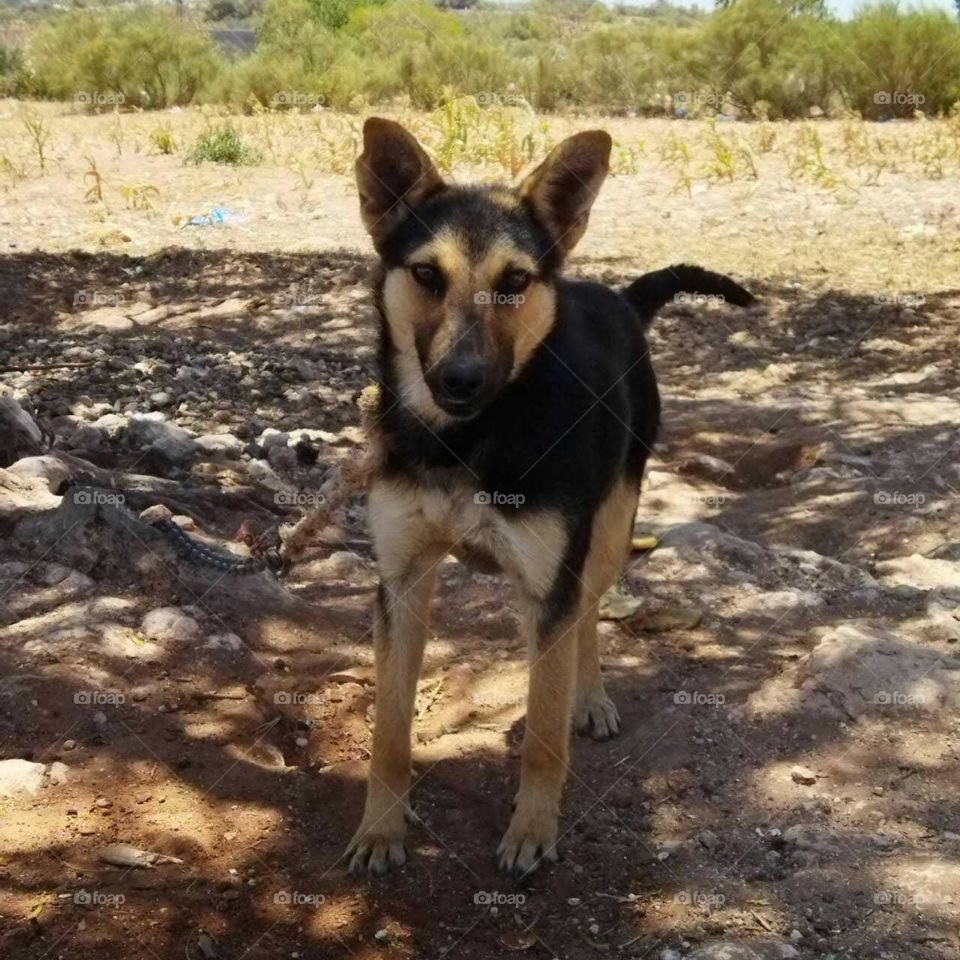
(356, 118, 611, 423)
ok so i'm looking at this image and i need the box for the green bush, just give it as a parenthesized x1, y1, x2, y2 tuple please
(189, 125, 261, 164)
(11, 0, 960, 119)
(0, 42, 28, 97)
(844, 3, 960, 118)
(28, 8, 220, 109)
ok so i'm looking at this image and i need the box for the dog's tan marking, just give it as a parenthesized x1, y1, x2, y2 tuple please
(575, 477, 641, 740)
(380, 268, 454, 428)
(497, 599, 577, 876)
(348, 481, 448, 875)
(506, 283, 558, 378)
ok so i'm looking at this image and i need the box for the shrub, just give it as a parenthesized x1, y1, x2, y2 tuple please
(844, 3, 960, 118)
(28, 8, 221, 109)
(189, 125, 261, 164)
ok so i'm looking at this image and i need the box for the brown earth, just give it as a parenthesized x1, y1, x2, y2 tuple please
(0, 112, 959, 960)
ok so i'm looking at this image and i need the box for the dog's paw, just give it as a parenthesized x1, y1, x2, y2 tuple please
(497, 800, 559, 880)
(346, 808, 407, 876)
(575, 690, 621, 741)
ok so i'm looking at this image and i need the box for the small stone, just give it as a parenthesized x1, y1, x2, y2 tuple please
(698, 829, 720, 851)
(141, 607, 200, 643)
(374, 928, 389, 943)
(63, 739, 77, 751)
(791, 765, 817, 785)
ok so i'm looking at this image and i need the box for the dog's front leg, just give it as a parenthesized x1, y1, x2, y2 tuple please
(346, 565, 438, 874)
(497, 599, 578, 878)
(347, 484, 444, 875)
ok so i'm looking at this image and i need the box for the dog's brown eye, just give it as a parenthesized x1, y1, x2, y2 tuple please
(499, 269, 531, 295)
(411, 264, 441, 291)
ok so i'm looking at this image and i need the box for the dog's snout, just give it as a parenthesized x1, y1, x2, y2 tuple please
(439, 357, 485, 402)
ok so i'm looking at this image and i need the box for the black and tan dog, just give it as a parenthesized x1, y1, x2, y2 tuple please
(347, 118, 754, 878)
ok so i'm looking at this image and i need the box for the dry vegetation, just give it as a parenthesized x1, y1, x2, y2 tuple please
(1, 103, 959, 960)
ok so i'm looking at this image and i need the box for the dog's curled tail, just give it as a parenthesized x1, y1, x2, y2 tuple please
(622, 263, 756, 330)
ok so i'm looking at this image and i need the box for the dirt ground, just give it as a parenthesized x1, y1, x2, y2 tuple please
(1, 110, 959, 960)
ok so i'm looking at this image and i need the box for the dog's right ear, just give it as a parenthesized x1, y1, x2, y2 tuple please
(356, 118, 444, 246)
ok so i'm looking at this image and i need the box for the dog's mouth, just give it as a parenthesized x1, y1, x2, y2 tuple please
(431, 392, 484, 419)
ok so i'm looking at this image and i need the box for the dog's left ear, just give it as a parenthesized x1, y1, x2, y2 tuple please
(356, 117, 445, 246)
(520, 130, 611, 256)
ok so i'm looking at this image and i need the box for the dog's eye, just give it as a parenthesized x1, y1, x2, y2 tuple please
(411, 264, 442, 291)
(499, 269, 531, 295)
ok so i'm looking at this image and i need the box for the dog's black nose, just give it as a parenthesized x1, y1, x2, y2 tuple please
(440, 359, 484, 401)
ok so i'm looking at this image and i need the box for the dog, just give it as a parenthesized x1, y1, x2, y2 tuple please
(346, 118, 755, 878)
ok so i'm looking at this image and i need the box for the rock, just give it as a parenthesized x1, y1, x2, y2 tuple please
(90, 413, 128, 439)
(7, 455, 71, 492)
(205, 632, 243, 652)
(267, 444, 298, 472)
(878, 554, 960, 590)
(39, 563, 73, 585)
(699, 829, 721, 851)
(258, 428, 290, 451)
(675, 452, 736, 482)
(374, 929, 389, 943)
(0, 561, 29, 578)
(128, 413, 198, 463)
(0, 759, 69, 797)
(783, 824, 838, 856)
(195, 433, 243, 460)
(790, 765, 818, 785)
(688, 939, 799, 960)
(141, 607, 200, 643)
(139, 504, 174, 524)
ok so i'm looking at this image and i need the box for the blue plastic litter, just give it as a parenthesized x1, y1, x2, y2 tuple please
(186, 206, 244, 227)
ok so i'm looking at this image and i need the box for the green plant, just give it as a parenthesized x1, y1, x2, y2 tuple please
(150, 125, 177, 155)
(20, 109, 51, 173)
(189, 125, 261, 165)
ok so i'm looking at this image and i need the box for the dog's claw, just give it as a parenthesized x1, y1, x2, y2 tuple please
(346, 816, 408, 876)
(575, 693, 621, 741)
(497, 805, 560, 880)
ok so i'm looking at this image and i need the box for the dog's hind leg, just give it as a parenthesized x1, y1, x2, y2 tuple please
(574, 478, 640, 741)
(347, 482, 446, 876)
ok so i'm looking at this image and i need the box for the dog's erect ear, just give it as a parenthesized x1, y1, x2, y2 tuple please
(355, 118, 445, 246)
(519, 130, 611, 256)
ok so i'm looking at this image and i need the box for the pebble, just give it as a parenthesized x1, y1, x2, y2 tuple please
(790, 765, 818, 785)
